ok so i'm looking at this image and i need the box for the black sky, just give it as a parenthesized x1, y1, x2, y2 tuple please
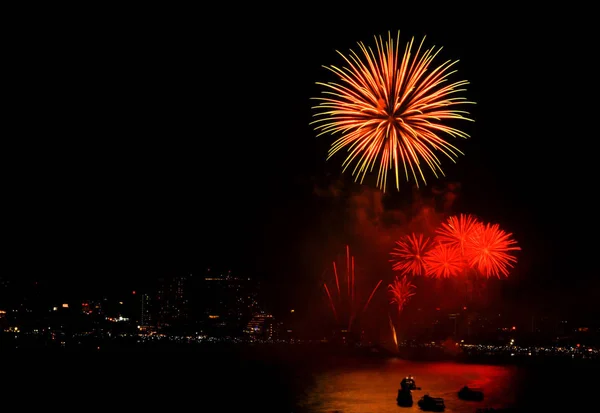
(5, 6, 599, 316)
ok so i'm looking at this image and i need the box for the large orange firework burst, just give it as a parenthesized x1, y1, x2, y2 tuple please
(388, 275, 416, 313)
(390, 233, 432, 276)
(311, 31, 474, 192)
(423, 242, 465, 278)
(464, 223, 521, 278)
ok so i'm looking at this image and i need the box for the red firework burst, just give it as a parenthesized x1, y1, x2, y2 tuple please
(423, 242, 466, 278)
(435, 213, 482, 254)
(390, 233, 432, 276)
(464, 223, 521, 278)
(388, 275, 416, 313)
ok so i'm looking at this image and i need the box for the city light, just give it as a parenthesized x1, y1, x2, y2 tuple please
(0, 273, 597, 359)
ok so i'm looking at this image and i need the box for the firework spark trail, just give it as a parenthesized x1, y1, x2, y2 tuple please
(351, 256, 355, 303)
(390, 233, 432, 276)
(333, 261, 341, 299)
(361, 279, 383, 315)
(346, 245, 350, 297)
(323, 245, 382, 330)
(388, 312, 398, 348)
(352, 279, 383, 331)
(323, 283, 338, 322)
(312, 31, 474, 192)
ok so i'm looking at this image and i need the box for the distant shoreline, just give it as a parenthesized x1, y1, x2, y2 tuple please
(390, 344, 600, 368)
(2, 337, 599, 368)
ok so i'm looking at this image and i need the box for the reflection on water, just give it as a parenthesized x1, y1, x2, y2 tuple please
(299, 359, 517, 412)
(9, 344, 594, 412)
(292, 354, 596, 413)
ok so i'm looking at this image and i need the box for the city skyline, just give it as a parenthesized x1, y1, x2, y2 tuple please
(2, 270, 599, 330)
(3, 270, 598, 336)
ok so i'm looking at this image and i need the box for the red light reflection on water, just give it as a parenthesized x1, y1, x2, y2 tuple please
(300, 359, 518, 413)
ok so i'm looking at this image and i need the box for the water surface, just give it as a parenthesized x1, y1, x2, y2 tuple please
(6, 344, 594, 412)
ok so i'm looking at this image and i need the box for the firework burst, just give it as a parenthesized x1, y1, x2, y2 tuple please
(423, 242, 466, 278)
(311, 31, 474, 192)
(391, 216, 521, 279)
(390, 233, 432, 276)
(435, 213, 482, 254)
(388, 275, 416, 313)
(465, 223, 521, 278)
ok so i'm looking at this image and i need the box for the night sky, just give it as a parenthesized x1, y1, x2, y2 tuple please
(6, 6, 598, 318)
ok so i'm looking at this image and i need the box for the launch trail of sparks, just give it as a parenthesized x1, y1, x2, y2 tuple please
(323, 245, 383, 330)
(311, 30, 475, 192)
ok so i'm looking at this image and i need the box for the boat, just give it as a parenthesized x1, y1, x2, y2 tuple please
(396, 388, 413, 407)
(458, 385, 484, 401)
(400, 375, 419, 390)
(417, 394, 445, 411)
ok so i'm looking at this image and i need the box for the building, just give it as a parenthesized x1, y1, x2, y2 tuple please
(156, 274, 192, 329)
(129, 270, 262, 335)
(244, 312, 275, 340)
(197, 269, 260, 336)
(140, 293, 152, 327)
(81, 300, 103, 316)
